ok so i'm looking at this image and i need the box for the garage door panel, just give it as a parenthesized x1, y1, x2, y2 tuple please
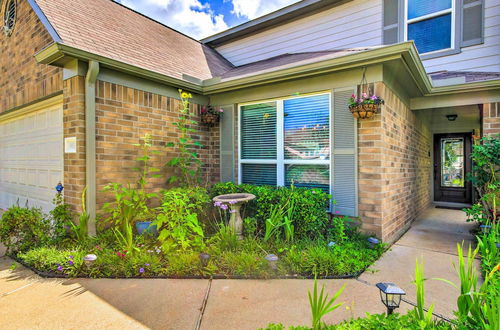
(0, 104, 63, 213)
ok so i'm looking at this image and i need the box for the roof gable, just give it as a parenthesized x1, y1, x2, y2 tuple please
(33, 0, 232, 80)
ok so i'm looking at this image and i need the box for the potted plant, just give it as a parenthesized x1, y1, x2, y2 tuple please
(348, 93, 384, 119)
(135, 211, 158, 236)
(200, 105, 223, 126)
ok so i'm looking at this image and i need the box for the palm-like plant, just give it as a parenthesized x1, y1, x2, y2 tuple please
(308, 278, 346, 329)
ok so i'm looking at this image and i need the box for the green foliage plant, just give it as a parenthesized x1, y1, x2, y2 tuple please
(413, 259, 436, 327)
(18, 247, 85, 277)
(102, 134, 159, 240)
(467, 135, 499, 222)
(263, 191, 296, 242)
(112, 223, 138, 254)
(68, 187, 89, 244)
(165, 90, 204, 186)
(208, 223, 239, 252)
(49, 191, 73, 241)
(0, 203, 50, 254)
(264, 204, 285, 242)
(452, 244, 499, 329)
(243, 216, 257, 237)
(308, 278, 346, 330)
(464, 203, 489, 224)
(329, 217, 348, 243)
(154, 188, 206, 252)
(211, 182, 331, 239)
(477, 222, 499, 273)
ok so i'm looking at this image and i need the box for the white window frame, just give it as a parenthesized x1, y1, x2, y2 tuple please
(404, 0, 456, 55)
(237, 91, 332, 194)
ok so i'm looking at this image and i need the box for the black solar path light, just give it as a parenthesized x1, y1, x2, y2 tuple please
(375, 282, 406, 315)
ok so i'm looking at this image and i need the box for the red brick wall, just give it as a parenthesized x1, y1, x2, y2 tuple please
(0, 0, 62, 113)
(358, 82, 432, 242)
(482, 103, 500, 136)
(94, 80, 218, 209)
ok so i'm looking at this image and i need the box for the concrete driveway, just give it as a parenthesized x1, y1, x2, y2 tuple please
(0, 207, 476, 329)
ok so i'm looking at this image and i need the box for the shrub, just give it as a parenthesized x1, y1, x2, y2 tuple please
(0, 205, 51, 253)
(154, 187, 208, 252)
(211, 183, 331, 239)
(467, 135, 499, 221)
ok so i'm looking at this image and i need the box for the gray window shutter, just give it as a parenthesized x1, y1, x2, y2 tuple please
(332, 89, 357, 217)
(383, 0, 402, 44)
(461, 0, 484, 47)
(219, 105, 235, 182)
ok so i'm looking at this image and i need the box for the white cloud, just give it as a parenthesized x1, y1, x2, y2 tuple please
(230, 0, 301, 20)
(117, 0, 229, 39)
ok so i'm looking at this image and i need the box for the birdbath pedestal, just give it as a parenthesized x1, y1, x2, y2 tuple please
(213, 193, 256, 239)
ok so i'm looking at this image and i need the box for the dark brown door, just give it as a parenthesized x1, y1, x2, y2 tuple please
(434, 133, 472, 204)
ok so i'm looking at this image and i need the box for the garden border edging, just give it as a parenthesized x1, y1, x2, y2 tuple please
(9, 254, 367, 280)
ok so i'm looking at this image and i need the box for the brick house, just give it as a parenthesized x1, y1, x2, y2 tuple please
(1, 0, 499, 241)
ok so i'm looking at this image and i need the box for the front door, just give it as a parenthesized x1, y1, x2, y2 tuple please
(434, 133, 472, 204)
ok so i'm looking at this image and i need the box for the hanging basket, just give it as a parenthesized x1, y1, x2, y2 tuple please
(201, 112, 220, 126)
(348, 67, 384, 120)
(349, 104, 380, 119)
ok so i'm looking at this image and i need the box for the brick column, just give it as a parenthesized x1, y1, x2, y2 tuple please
(482, 103, 500, 136)
(63, 76, 86, 212)
(357, 82, 432, 243)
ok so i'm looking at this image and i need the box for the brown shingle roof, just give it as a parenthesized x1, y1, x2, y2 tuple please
(220, 47, 379, 81)
(35, 0, 233, 80)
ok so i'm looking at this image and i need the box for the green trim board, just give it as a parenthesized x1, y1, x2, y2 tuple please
(36, 43, 204, 93)
(209, 65, 383, 106)
(97, 68, 209, 105)
(411, 89, 500, 110)
(36, 41, 500, 108)
(85, 61, 99, 236)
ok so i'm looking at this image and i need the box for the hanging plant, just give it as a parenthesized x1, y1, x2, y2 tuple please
(200, 105, 223, 126)
(348, 93, 384, 119)
(348, 68, 384, 119)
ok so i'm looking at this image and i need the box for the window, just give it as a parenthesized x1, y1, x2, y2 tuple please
(3, 0, 16, 37)
(384, 0, 484, 58)
(239, 93, 331, 193)
(404, 0, 454, 54)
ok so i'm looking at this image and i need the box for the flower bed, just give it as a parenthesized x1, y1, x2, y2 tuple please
(2, 182, 384, 279)
(8, 202, 384, 279)
(1, 90, 385, 279)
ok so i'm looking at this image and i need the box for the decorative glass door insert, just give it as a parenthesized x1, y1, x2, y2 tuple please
(440, 138, 464, 188)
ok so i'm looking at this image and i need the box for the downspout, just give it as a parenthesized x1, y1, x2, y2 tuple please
(85, 61, 99, 236)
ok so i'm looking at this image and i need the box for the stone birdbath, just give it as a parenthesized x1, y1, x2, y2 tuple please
(213, 193, 255, 239)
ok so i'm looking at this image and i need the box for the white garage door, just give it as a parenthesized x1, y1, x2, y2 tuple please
(0, 101, 63, 212)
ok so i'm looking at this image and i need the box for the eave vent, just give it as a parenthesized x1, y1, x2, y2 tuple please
(3, 0, 17, 37)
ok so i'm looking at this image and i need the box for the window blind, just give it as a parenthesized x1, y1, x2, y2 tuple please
(240, 102, 277, 159)
(284, 94, 330, 160)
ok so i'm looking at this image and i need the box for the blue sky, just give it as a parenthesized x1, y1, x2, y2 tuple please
(115, 0, 301, 40)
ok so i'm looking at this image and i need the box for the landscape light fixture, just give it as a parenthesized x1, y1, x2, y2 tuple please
(367, 237, 380, 249)
(375, 282, 406, 315)
(83, 254, 97, 267)
(265, 254, 279, 271)
(199, 252, 211, 267)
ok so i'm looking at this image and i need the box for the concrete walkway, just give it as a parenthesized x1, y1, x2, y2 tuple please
(0, 207, 477, 329)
